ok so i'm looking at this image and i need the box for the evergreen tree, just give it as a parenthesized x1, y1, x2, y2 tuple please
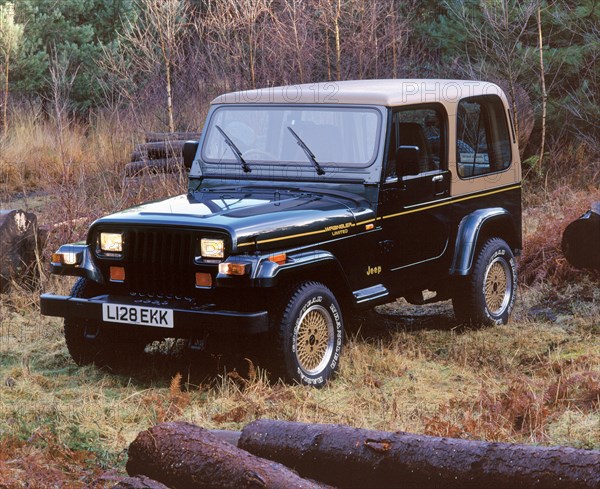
(2, 0, 136, 114)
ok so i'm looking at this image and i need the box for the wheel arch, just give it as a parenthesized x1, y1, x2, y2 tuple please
(450, 208, 520, 276)
(259, 251, 354, 313)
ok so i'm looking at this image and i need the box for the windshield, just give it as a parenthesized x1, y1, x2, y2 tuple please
(202, 105, 381, 169)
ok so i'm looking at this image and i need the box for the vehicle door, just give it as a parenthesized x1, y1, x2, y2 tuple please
(378, 104, 451, 284)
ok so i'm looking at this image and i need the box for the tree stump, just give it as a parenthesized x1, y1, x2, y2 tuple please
(0, 209, 45, 292)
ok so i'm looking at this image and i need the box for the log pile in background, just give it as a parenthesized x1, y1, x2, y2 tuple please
(561, 201, 600, 270)
(0, 209, 46, 292)
(125, 132, 200, 177)
(121, 419, 600, 489)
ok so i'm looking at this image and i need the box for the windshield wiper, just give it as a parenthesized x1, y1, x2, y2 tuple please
(215, 124, 251, 173)
(287, 126, 325, 176)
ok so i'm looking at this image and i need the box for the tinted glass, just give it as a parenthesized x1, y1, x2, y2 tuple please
(202, 106, 381, 168)
(387, 107, 445, 178)
(456, 95, 512, 178)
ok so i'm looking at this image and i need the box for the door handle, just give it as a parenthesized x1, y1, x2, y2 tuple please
(432, 175, 444, 182)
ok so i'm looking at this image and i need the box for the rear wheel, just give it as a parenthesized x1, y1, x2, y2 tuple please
(64, 278, 148, 367)
(272, 282, 343, 387)
(452, 238, 517, 326)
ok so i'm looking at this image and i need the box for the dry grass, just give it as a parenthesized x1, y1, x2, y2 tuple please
(520, 185, 600, 287)
(1, 283, 598, 486)
(1, 114, 599, 486)
(1, 111, 126, 193)
(0, 110, 187, 234)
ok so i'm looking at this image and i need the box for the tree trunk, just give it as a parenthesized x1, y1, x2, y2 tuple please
(126, 421, 333, 489)
(248, 31, 256, 89)
(537, 2, 547, 170)
(239, 419, 600, 489)
(334, 0, 341, 81)
(165, 59, 175, 134)
(561, 202, 600, 270)
(325, 30, 332, 81)
(2, 48, 9, 136)
(157, 24, 176, 135)
(291, 7, 304, 83)
(0, 209, 44, 292)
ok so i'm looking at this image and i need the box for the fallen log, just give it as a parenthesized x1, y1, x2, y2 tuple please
(125, 158, 184, 177)
(145, 131, 201, 143)
(129, 149, 148, 162)
(112, 475, 170, 489)
(561, 201, 600, 270)
(133, 141, 187, 161)
(239, 419, 600, 489)
(0, 209, 43, 292)
(126, 421, 332, 489)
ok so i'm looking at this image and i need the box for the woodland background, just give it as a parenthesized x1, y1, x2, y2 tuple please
(1, 0, 599, 170)
(0, 1, 599, 487)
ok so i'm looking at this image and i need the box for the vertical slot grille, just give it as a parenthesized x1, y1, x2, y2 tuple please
(126, 229, 196, 296)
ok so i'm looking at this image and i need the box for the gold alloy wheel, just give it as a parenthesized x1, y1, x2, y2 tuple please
(295, 304, 335, 375)
(483, 257, 512, 315)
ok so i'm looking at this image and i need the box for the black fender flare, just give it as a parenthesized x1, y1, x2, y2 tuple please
(449, 207, 516, 276)
(254, 249, 350, 290)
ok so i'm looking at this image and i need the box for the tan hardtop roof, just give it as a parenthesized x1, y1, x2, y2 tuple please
(211, 79, 507, 107)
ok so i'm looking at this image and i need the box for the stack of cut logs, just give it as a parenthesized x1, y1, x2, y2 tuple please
(125, 132, 201, 177)
(114, 419, 600, 489)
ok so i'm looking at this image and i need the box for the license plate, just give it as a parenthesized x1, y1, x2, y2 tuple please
(102, 303, 174, 328)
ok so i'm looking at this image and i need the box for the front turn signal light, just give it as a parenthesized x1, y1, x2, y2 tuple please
(110, 266, 126, 282)
(51, 251, 81, 266)
(268, 253, 287, 265)
(218, 262, 250, 276)
(195, 272, 213, 288)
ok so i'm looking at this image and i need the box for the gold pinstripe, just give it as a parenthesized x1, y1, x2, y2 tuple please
(381, 184, 521, 220)
(237, 184, 521, 248)
(238, 227, 333, 247)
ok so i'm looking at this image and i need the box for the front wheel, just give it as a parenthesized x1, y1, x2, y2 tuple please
(273, 282, 343, 387)
(452, 238, 517, 326)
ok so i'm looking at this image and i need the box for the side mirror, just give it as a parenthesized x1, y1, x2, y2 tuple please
(183, 140, 199, 170)
(396, 145, 421, 176)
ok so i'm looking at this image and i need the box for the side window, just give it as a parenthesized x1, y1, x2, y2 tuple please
(386, 107, 445, 179)
(456, 95, 512, 178)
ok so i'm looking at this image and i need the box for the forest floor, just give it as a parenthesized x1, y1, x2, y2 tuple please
(0, 179, 599, 488)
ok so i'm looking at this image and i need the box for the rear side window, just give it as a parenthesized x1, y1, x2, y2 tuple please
(456, 95, 511, 178)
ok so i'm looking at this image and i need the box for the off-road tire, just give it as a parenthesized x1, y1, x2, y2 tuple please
(64, 278, 147, 367)
(452, 238, 517, 326)
(272, 281, 343, 387)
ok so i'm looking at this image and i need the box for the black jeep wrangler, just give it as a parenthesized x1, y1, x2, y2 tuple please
(41, 80, 521, 386)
